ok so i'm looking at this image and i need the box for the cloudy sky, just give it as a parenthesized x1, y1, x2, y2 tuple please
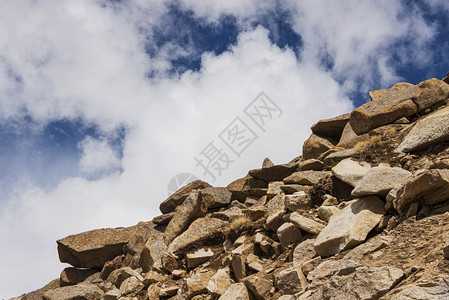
(1, 0, 448, 297)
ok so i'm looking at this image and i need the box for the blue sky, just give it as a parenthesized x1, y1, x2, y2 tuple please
(1, 0, 449, 297)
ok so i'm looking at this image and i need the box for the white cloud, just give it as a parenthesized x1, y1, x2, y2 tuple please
(78, 136, 121, 176)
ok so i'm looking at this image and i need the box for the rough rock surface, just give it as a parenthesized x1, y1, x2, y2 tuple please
(160, 180, 211, 214)
(302, 134, 335, 160)
(331, 159, 371, 187)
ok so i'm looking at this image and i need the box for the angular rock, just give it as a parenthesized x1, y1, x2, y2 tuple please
(160, 180, 211, 214)
(231, 242, 254, 282)
(413, 78, 449, 111)
(266, 193, 287, 232)
(444, 239, 449, 259)
(143, 271, 167, 286)
(249, 164, 297, 182)
(394, 169, 449, 215)
(292, 239, 316, 268)
(103, 288, 119, 300)
(311, 113, 351, 141)
(186, 248, 214, 268)
(118, 276, 144, 298)
(302, 134, 336, 160)
(207, 268, 232, 297)
(218, 283, 250, 300)
(242, 272, 273, 300)
(351, 166, 412, 197)
(396, 106, 449, 153)
(60, 267, 99, 287)
(350, 82, 417, 135)
(57, 227, 134, 268)
(276, 266, 306, 294)
(164, 189, 207, 245)
(42, 283, 104, 300)
(201, 187, 232, 209)
(159, 285, 179, 297)
(317, 205, 341, 222)
(277, 222, 302, 248)
(152, 212, 175, 225)
(227, 175, 268, 201)
(126, 221, 159, 255)
(280, 184, 310, 194)
(290, 212, 325, 235)
(262, 157, 275, 168)
(107, 267, 144, 288)
(314, 196, 386, 257)
(284, 191, 313, 211)
(298, 159, 324, 171)
(337, 121, 366, 148)
(331, 158, 371, 187)
(283, 170, 330, 185)
(389, 276, 449, 299)
(267, 181, 284, 198)
(185, 270, 215, 298)
(139, 233, 167, 272)
(322, 148, 355, 166)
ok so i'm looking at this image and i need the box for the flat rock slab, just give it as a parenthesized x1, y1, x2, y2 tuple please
(227, 175, 268, 201)
(43, 283, 104, 300)
(351, 166, 412, 197)
(57, 227, 134, 268)
(201, 187, 232, 209)
(219, 283, 250, 300)
(283, 171, 331, 185)
(290, 212, 325, 235)
(389, 276, 449, 299)
(186, 248, 214, 268)
(314, 196, 385, 257)
(302, 134, 336, 160)
(311, 113, 350, 141)
(248, 164, 297, 182)
(160, 180, 211, 214)
(332, 159, 371, 187)
(396, 106, 449, 153)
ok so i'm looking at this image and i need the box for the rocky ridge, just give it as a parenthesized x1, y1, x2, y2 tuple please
(13, 74, 449, 300)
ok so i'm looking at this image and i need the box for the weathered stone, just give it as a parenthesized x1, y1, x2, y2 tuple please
(350, 82, 417, 135)
(308, 266, 404, 300)
(337, 121, 366, 148)
(351, 165, 412, 197)
(394, 169, 449, 215)
(186, 248, 214, 268)
(249, 164, 297, 182)
(396, 106, 449, 153)
(290, 212, 325, 235)
(292, 239, 316, 268)
(321, 194, 338, 206)
(322, 148, 355, 166)
(276, 266, 306, 294)
(389, 276, 449, 299)
(100, 255, 124, 280)
(185, 270, 215, 298)
(277, 222, 302, 248)
(242, 272, 273, 300)
(42, 283, 104, 300)
(60, 267, 98, 287)
(160, 251, 179, 272)
(311, 113, 351, 141)
(139, 233, 167, 272)
(160, 180, 211, 214)
(232, 242, 254, 282)
(314, 196, 386, 257)
(201, 187, 232, 209)
(142, 271, 167, 286)
(284, 191, 313, 211)
(262, 157, 275, 168)
(57, 227, 134, 269)
(207, 268, 232, 297)
(302, 134, 336, 160)
(227, 175, 268, 201)
(283, 170, 330, 185)
(164, 189, 207, 245)
(218, 283, 250, 300)
(266, 193, 287, 232)
(413, 78, 449, 111)
(126, 221, 159, 255)
(118, 276, 144, 298)
(298, 159, 324, 171)
(103, 288, 119, 300)
(159, 285, 179, 297)
(211, 206, 245, 221)
(317, 205, 341, 222)
(152, 212, 175, 225)
(267, 181, 284, 198)
(107, 267, 144, 288)
(172, 269, 187, 278)
(444, 239, 449, 259)
(332, 158, 371, 187)
(307, 260, 341, 281)
(280, 184, 310, 194)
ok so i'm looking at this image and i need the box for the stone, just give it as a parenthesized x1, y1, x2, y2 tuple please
(60, 267, 99, 287)
(172, 269, 187, 278)
(185, 270, 215, 298)
(164, 189, 207, 245)
(139, 232, 166, 272)
(331, 158, 371, 187)
(290, 212, 325, 235)
(444, 239, 449, 259)
(413, 78, 449, 111)
(350, 82, 417, 135)
(292, 239, 316, 268)
(262, 157, 275, 168)
(311, 113, 351, 141)
(242, 272, 273, 300)
(307, 260, 341, 281)
(396, 106, 449, 153)
(314, 196, 386, 257)
(142, 271, 167, 286)
(103, 288, 119, 300)
(302, 134, 336, 160)
(218, 283, 250, 300)
(266, 193, 287, 231)
(42, 283, 104, 300)
(231, 242, 254, 282)
(337, 121, 367, 148)
(317, 205, 341, 222)
(118, 276, 144, 298)
(276, 266, 306, 294)
(280, 184, 310, 194)
(298, 159, 324, 171)
(201, 187, 232, 209)
(308, 266, 404, 300)
(100, 255, 124, 281)
(322, 148, 355, 166)
(107, 267, 144, 288)
(160, 251, 179, 272)
(152, 213, 174, 226)
(207, 268, 232, 297)
(277, 222, 302, 247)
(159, 285, 179, 297)
(227, 175, 268, 201)
(389, 276, 449, 299)
(57, 227, 134, 269)
(186, 248, 214, 268)
(351, 165, 412, 197)
(283, 170, 331, 185)
(125, 222, 159, 255)
(321, 194, 338, 206)
(249, 164, 297, 182)
(160, 180, 211, 214)
(267, 181, 284, 198)
(394, 169, 449, 215)
(284, 191, 313, 211)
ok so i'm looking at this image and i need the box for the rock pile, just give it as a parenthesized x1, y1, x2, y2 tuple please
(14, 76, 449, 300)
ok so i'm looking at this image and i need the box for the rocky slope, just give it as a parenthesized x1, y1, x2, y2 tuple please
(13, 73, 449, 300)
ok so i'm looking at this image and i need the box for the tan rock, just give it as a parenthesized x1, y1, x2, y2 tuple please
(227, 175, 268, 201)
(266, 193, 287, 232)
(276, 266, 307, 294)
(290, 212, 325, 235)
(242, 272, 273, 300)
(249, 164, 297, 182)
(284, 191, 313, 211)
(331, 158, 371, 187)
(59, 267, 98, 287)
(298, 159, 324, 171)
(280, 184, 310, 194)
(262, 157, 275, 168)
(42, 283, 104, 300)
(314, 196, 386, 257)
(185, 270, 215, 298)
(317, 205, 341, 222)
(283, 170, 330, 185)
(118, 276, 144, 298)
(142, 271, 167, 286)
(159, 285, 179, 297)
(125, 221, 158, 255)
(57, 227, 134, 269)
(292, 239, 316, 268)
(106, 267, 143, 288)
(160, 180, 211, 214)
(231, 242, 254, 282)
(413, 78, 449, 111)
(218, 283, 250, 300)
(311, 113, 351, 141)
(139, 233, 167, 272)
(201, 187, 232, 209)
(389, 276, 449, 299)
(152, 212, 175, 225)
(103, 288, 119, 300)
(186, 248, 214, 268)
(302, 134, 336, 160)
(277, 222, 302, 248)
(207, 268, 232, 297)
(172, 269, 187, 278)
(322, 148, 355, 166)
(267, 181, 284, 198)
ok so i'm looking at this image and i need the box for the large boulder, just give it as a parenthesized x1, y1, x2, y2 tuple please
(395, 106, 449, 153)
(388, 276, 449, 299)
(331, 159, 371, 187)
(302, 134, 336, 160)
(201, 187, 232, 209)
(283, 171, 331, 185)
(139, 233, 167, 272)
(43, 283, 104, 300)
(160, 180, 211, 214)
(248, 164, 297, 182)
(412, 78, 449, 111)
(311, 113, 351, 141)
(351, 165, 412, 197)
(57, 227, 134, 269)
(290, 212, 325, 235)
(314, 196, 386, 257)
(227, 175, 268, 201)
